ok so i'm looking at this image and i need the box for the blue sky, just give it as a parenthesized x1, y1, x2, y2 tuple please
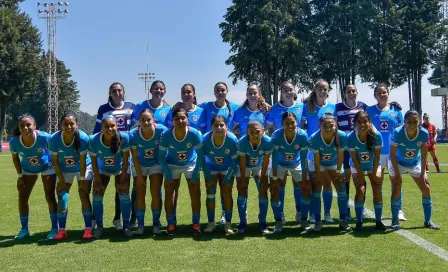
(20, 0, 445, 128)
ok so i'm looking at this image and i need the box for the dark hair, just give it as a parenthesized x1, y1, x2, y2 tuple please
(319, 113, 340, 149)
(343, 84, 357, 100)
(247, 119, 264, 133)
(390, 101, 402, 110)
(373, 83, 389, 97)
(101, 117, 122, 154)
(150, 80, 166, 91)
(108, 82, 125, 103)
(279, 82, 298, 105)
(182, 83, 197, 105)
(60, 112, 80, 152)
(282, 111, 298, 123)
(14, 113, 35, 137)
(172, 108, 188, 127)
(214, 82, 232, 117)
(244, 85, 268, 112)
(306, 79, 329, 114)
(211, 115, 228, 129)
(354, 111, 375, 151)
(404, 110, 420, 121)
(139, 108, 154, 119)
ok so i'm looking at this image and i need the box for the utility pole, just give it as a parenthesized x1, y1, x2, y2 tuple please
(37, 2, 69, 133)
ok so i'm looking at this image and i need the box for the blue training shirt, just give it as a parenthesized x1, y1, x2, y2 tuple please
(389, 126, 429, 168)
(309, 130, 347, 167)
(271, 128, 308, 172)
(266, 101, 304, 130)
(49, 130, 91, 173)
(10, 130, 53, 173)
(89, 132, 130, 174)
(132, 100, 171, 125)
(365, 104, 403, 155)
(347, 130, 383, 171)
(164, 106, 206, 134)
(93, 102, 135, 133)
(302, 102, 336, 137)
(232, 106, 267, 136)
(198, 101, 239, 132)
(335, 101, 368, 133)
(237, 134, 273, 168)
(129, 124, 168, 168)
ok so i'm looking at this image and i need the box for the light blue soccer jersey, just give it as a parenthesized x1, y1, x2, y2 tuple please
(390, 126, 429, 167)
(309, 130, 347, 167)
(164, 106, 206, 134)
(302, 102, 336, 137)
(347, 130, 383, 171)
(365, 104, 403, 155)
(129, 124, 168, 168)
(132, 100, 171, 125)
(158, 127, 202, 166)
(49, 130, 91, 173)
(10, 130, 53, 173)
(266, 101, 304, 130)
(271, 128, 308, 172)
(201, 131, 238, 171)
(237, 134, 273, 168)
(89, 132, 130, 174)
(198, 101, 239, 132)
(232, 106, 267, 136)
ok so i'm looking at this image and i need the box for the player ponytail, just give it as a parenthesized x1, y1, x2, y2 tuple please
(244, 84, 268, 112)
(306, 79, 329, 114)
(111, 131, 122, 154)
(14, 114, 36, 137)
(319, 113, 339, 149)
(60, 112, 80, 152)
(354, 111, 375, 151)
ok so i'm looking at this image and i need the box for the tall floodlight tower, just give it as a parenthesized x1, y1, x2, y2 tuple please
(138, 42, 155, 98)
(37, 2, 69, 133)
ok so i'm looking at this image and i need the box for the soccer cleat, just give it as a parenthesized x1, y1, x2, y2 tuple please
(93, 228, 104, 239)
(123, 228, 134, 237)
(14, 229, 30, 240)
(224, 222, 234, 235)
(237, 224, 246, 234)
(91, 220, 97, 230)
(192, 224, 201, 235)
(53, 230, 68, 240)
(219, 211, 226, 225)
(82, 229, 93, 239)
(339, 221, 352, 231)
(47, 229, 58, 240)
(375, 221, 387, 230)
(274, 221, 284, 233)
(295, 212, 301, 224)
(152, 225, 162, 235)
(391, 221, 400, 231)
(398, 210, 407, 221)
(300, 221, 311, 232)
(260, 227, 270, 235)
(309, 215, 316, 224)
(113, 219, 123, 230)
(204, 222, 216, 233)
(424, 221, 440, 230)
(135, 226, 145, 236)
(281, 212, 287, 224)
(354, 222, 363, 231)
(437, 169, 441, 173)
(324, 213, 334, 223)
(313, 221, 323, 232)
(167, 225, 175, 236)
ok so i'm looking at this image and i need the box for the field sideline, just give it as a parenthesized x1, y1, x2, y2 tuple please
(1, 145, 448, 271)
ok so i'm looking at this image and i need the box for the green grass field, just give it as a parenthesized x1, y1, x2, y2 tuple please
(1, 146, 448, 271)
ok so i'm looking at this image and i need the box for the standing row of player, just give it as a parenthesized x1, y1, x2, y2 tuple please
(10, 79, 440, 239)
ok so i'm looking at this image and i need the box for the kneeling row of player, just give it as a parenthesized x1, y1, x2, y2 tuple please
(10, 108, 439, 240)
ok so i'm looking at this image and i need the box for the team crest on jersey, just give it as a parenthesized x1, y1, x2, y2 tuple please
(161, 111, 167, 118)
(37, 148, 43, 153)
(294, 145, 300, 150)
(390, 112, 396, 118)
(144, 148, 155, 158)
(155, 140, 159, 145)
(249, 157, 259, 165)
(64, 156, 76, 167)
(214, 157, 224, 164)
(28, 156, 40, 166)
(322, 154, 332, 161)
(259, 150, 264, 155)
(416, 142, 422, 147)
(116, 115, 125, 127)
(404, 149, 416, 159)
(186, 143, 192, 148)
(104, 156, 115, 166)
(380, 120, 389, 131)
(225, 149, 230, 154)
(177, 152, 187, 161)
(284, 152, 295, 161)
(349, 116, 355, 127)
(359, 152, 370, 162)
(296, 109, 301, 115)
(192, 115, 199, 122)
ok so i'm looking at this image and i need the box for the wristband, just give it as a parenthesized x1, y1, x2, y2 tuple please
(79, 176, 85, 181)
(18, 174, 23, 178)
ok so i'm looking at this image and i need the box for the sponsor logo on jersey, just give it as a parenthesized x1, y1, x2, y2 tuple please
(177, 152, 187, 161)
(64, 156, 76, 167)
(349, 116, 355, 127)
(404, 149, 416, 159)
(28, 156, 40, 166)
(249, 157, 259, 165)
(322, 154, 332, 161)
(214, 157, 224, 164)
(284, 152, 295, 161)
(144, 148, 154, 158)
(104, 156, 115, 166)
(359, 152, 370, 162)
